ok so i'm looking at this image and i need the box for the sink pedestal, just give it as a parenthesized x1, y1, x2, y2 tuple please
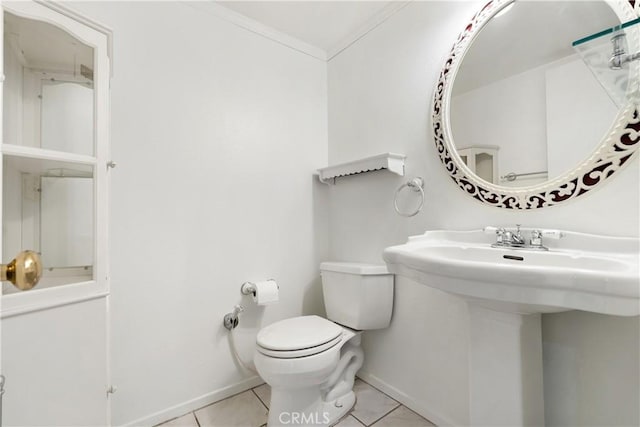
(468, 304, 544, 426)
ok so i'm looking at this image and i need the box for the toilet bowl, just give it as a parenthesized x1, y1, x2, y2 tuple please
(254, 262, 394, 427)
(255, 316, 363, 426)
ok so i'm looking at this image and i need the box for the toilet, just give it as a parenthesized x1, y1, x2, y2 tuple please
(254, 262, 394, 427)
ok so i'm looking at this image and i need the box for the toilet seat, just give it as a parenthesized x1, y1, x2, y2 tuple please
(256, 315, 343, 359)
(257, 335, 342, 358)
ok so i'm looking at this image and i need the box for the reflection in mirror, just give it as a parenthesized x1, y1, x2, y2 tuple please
(450, 1, 621, 187)
(3, 11, 94, 155)
(2, 12, 96, 294)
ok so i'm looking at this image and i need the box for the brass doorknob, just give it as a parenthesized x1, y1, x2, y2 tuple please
(1, 250, 43, 290)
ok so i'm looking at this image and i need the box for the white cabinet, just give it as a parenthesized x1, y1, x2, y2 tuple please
(0, 2, 112, 425)
(1, 1, 111, 311)
(457, 145, 499, 184)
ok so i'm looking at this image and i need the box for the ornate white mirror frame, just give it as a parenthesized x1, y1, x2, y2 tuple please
(433, 0, 640, 209)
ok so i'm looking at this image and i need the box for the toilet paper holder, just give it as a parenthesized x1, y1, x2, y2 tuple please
(240, 281, 258, 296)
(241, 280, 277, 297)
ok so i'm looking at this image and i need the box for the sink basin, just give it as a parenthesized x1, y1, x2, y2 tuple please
(384, 229, 639, 426)
(383, 229, 639, 316)
(383, 229, 640, 426)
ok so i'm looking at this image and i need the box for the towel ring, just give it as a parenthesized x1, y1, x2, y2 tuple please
(394, 177, 425, 217)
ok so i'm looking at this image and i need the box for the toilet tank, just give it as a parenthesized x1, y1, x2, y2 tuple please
(320, 262, 394, 330)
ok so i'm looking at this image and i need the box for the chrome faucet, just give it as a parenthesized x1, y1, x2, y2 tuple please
(486, 225, 564, 251)
(503, 224, 525, 246)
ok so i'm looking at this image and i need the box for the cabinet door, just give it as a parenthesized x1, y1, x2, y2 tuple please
(1, 299, 109, 426)
(0, 2, 112, 425)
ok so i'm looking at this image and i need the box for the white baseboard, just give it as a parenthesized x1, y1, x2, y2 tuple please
(357, 370, 463, 427)
(121, 376, 265, 427)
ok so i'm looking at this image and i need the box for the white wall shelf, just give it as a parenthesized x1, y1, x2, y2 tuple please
(317, 152, 406, 184)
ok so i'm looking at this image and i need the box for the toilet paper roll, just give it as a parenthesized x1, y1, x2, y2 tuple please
(252, 279, 279, 305)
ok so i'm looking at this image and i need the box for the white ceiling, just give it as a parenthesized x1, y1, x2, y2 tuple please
(216, 1, 396, 53)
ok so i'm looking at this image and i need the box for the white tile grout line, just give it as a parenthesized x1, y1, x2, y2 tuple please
(251, 387, 270, 411)
(369, 405, 403, 427)
(353, 402, 401, 427)
(355, 376, 398, 404)
(344, 413, 366, 427)
(354, 377, 436, 427)
(155, 384, 269, 426)
(251, 385, 269, 427)
(190, 388, 256, 415)
(189, 388, 267, 426)
(153, 411, 200, 427)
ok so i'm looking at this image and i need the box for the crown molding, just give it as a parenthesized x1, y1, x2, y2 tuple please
(327, 1, 411, 61)
(185, 2, 328, 61)
(187, 1, 411, 64)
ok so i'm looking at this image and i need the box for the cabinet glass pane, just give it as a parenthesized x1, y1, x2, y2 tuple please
(3, 12, 95, 155)
(2, 156, 94, 294)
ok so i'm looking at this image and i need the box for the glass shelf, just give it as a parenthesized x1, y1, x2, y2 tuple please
(573, 17, 640, 47)
(573, 17, 640, 107)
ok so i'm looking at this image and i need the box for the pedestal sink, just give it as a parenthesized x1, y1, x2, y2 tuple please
(383, 229, 639, 426)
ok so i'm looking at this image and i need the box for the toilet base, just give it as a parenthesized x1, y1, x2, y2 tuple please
(325, 391, 356, 426)
(267, 388, 355, 427)
(264, 333, 363, 427)
(257, 326, 364, 427)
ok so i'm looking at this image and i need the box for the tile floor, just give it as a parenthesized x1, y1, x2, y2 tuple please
(156, 378, 435, 427)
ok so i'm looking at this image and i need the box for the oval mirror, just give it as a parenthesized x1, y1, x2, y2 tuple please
(433, 0, 640, 209)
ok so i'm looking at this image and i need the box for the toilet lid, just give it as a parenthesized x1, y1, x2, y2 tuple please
(257, 315, 343, 351)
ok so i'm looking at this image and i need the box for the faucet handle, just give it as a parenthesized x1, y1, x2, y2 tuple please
(530, 229, 543, 247)
(483, 226, 498, 234)
(540, 229, 565, 240)
(483, 226, 506, 235)
(484, 226, 506, 244)
(530, 229, 564, 248)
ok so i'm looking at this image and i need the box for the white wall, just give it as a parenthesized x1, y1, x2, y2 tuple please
(542, 311, 640, 426)
(327, 1, 639, 426)
(63, 2, 329, 425)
